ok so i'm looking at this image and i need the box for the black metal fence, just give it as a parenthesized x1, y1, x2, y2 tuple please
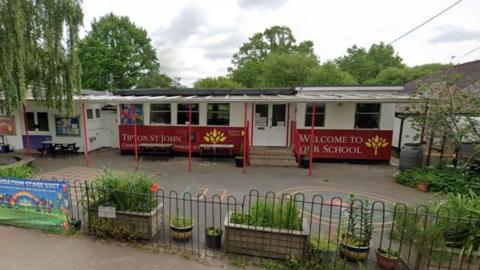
(70, 181, 480, 270)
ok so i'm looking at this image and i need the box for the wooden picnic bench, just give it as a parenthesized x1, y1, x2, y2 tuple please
(199, 144, 234, 160)
(40, 141, 79, 157)
(138, 143, 173, 161)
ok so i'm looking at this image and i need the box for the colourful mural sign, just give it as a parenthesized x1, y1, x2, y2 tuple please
(0, 116, 15, 135)
(120, 104, 144, 125)
(119, 125, 244, 153)
(296, 129, 393, 160)
(0, 178, 70, 232)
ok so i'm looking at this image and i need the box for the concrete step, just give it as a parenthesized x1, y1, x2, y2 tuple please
(249, 153, 297, 160)
(250, 158, 298, 167)
(250, 147, 293, 155)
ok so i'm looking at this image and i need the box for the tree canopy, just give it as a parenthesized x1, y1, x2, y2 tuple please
(194, 76, 243, 88)
(0, 0, 83, 114)
(78, 13, 167, 90)
(336, 42, 403, 84)
(306, 62, 357, 85)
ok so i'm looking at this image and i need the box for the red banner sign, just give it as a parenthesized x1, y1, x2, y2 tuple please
(0, 116, 15, 135)
(119, 125, 244, 153)
(296, 129, 392, 160)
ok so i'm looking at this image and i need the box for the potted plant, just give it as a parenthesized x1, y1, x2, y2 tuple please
(415, 181, 430, 192)
(235, 142, 244, 167)
(300, 147, 311, 169)
(339, 196, 372, 262)
(376, 248, 399, 270)
(309, 235, 338, 261)
(206, 226, 222, 248)
(170, 216, 194, 241)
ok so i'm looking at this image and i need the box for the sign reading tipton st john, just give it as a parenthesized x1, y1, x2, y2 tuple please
(297, 129, 392, 160)
(119, 125, 243, 153)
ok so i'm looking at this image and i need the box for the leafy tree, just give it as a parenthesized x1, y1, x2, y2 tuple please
(258, 52, 318, 87)
(406, 63, 450, 82)
(336, 42, 403, 83)
(79, 13, 160, 90)
(0, 0, 83, 114)
(409, 74, 480, 164)
(367, 67, 409, 85)
(306, 62, 357, 85)
(194, 76, 243, 88)
(137, 72, 173, 88)
(229, 25, 315, 87)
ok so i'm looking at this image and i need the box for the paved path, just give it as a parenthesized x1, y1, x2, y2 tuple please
(34, 166, 103, 182)
(0, 226, 239, 270)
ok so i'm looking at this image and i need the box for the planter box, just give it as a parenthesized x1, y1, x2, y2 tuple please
(400, 243, 480, 270)
(224, 211, 309, 261)
(88, 203, 163, 241)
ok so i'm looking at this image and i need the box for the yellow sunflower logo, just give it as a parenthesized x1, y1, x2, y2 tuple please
(365, 135, 389, 156)
(203, 129, 227, 144)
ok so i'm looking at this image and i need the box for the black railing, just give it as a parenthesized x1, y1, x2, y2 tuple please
(70, 181, 480, 270)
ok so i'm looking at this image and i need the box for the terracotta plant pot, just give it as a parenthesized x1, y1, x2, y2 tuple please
(416, 182, 430, 192)
(339, 242, 371, 262)
(376, 249, 399, 270)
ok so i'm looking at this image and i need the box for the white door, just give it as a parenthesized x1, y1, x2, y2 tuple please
(253, 104, 287, 146)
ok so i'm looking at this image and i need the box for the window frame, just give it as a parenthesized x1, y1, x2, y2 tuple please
(86, 109, 94, 120)
(354, 103, 381, 129)
(177, 103, 199, 125)
(95, 108, 101, 118)
(26, 112, 50, 132)
(304, 103, 326, 128)
(207, 103, 230, 126)
(150, 103, 171, 124)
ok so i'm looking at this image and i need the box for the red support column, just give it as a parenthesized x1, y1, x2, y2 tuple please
(309, 104, 316, 177)
(22, 104, 31, 156)
(81, 103, 90, 167)
(250, 103, 255, 146)
(131, 104, 139, 170)
(243, 102, 247, 173)
(188, 103, 192, 172)
(286, 103, 290, 146)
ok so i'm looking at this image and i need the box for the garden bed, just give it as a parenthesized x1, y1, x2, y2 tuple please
(224, 211, 309, 261)
(400, 244, 480, 270)
(88, 202, 163, 241)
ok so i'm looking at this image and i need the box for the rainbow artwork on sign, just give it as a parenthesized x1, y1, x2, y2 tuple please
(0, 178, 70, 233)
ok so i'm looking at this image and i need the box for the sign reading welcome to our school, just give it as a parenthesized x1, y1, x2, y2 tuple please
(119, 125, 244, 153)
(0, 178, 70, 233)
(297, 129, 393, 160)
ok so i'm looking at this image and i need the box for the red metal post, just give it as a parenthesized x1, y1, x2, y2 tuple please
(286, 103, 290, 146)
(188, 103, 192, 172)
(132, 104, 139, 170)
(243, 103, 247, 173)
(22, 104, 31, 156)
(81, 103, 90, 167)
(309, 104, 316, 177)
(250, 103, 254, 146)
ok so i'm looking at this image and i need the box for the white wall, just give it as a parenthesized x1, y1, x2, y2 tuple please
(1, 108, 24, 151)
(392, 116, 420, 148)
(295, 102, 395, 130)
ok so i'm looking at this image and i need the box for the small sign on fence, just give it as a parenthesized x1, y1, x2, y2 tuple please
(98, 206, 116, 218)
(0, 178, 70, 233)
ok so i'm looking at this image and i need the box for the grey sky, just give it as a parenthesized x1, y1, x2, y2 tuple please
(82, 0, 480, 86)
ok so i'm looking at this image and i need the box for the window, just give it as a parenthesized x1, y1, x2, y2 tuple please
(305, 103, 326, 127)
(26, 112, 49, 131)
(120, 104, 144, 125)
(26, 112, 35, 131)
(177, 104, 199, 125)
(37, 112, 49, 131)
(355, 103, 381, 129)
(150, 104, 171, 124)
(86, 109, 94, 119)
(55, 116, 80, 137)
(95, 109, 101, 118)
(207, 103, 229, 126)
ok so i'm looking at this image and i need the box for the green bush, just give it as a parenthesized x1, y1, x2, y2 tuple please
(89, 216, 140, 241)
(395, 167, 480, 194)
(0, 165, 34, 178)
(230, 199, 302, 231)
(90, 170, 158, 212)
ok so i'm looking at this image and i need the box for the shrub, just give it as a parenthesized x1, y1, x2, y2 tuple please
(89, 170, 158, 212)
(0, 165, 34, 178)
(395, 167, 480, 194)
(89, 216, 140, 241)
(169, 216, 194, 228)
(230, 199, 302, 230)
